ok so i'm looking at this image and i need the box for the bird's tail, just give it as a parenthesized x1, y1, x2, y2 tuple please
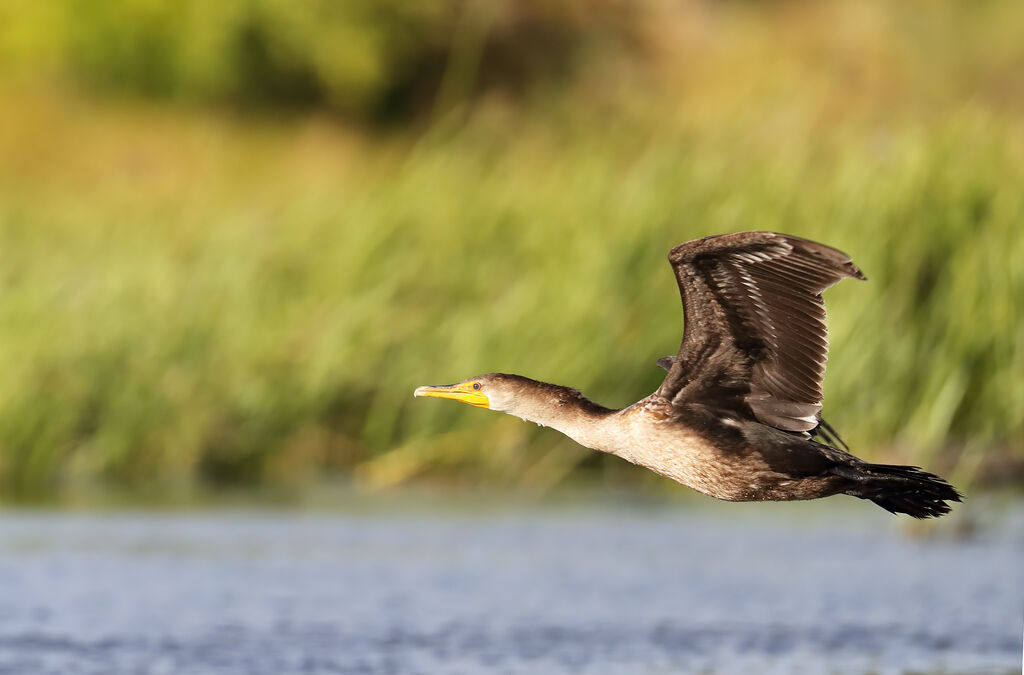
(834, 462, 962, 519)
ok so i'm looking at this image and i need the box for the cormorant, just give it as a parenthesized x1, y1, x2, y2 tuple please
(415, 232, 961, 518)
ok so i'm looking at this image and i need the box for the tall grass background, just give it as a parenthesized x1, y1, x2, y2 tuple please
(0, 0, 1021, 500)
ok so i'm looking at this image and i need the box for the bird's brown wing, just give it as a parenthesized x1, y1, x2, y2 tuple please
(656, 231, 865, 433)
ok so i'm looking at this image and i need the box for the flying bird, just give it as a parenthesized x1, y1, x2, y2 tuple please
(415, 232, 961, 518)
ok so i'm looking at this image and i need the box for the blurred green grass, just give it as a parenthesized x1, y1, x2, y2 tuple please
(0, 0, 1021, 499)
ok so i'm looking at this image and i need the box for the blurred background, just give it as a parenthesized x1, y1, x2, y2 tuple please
(2, 3, 1024, 673)
(0, 0, 1022, 504)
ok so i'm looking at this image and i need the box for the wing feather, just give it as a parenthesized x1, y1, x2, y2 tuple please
(656, 231, 865, 433)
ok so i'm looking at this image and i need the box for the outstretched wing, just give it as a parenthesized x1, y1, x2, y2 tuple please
(656, 231, 865, 433)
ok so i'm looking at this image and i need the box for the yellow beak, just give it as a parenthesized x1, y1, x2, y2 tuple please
(413, 382, 490, 409)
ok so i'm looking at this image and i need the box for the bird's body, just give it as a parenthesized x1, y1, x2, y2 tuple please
(592, 402, 841, 503)
(415, 232, 961, 518)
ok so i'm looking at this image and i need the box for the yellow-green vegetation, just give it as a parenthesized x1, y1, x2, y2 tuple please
(0, 0, 1021, 499)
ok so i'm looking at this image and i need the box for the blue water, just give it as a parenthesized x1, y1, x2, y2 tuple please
(0, 497, 1021, 674)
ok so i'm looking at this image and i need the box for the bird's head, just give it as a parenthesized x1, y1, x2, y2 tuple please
(413, 373, 524, 413)
(414, 373, 611, 443)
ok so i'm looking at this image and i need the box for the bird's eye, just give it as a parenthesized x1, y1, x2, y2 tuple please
(472, 382, 481, 390)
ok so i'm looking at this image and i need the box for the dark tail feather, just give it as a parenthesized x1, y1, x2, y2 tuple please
(833, 462, 963, 519)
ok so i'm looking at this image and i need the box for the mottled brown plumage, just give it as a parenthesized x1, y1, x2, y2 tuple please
(415, 232, 961, 518)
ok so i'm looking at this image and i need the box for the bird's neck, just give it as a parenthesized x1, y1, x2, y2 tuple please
(499, 381, 617, 450)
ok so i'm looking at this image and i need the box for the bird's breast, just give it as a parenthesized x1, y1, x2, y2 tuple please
(595, 405, 799, 501)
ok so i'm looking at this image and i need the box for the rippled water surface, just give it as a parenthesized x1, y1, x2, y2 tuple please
(0, 498, 1021, 674)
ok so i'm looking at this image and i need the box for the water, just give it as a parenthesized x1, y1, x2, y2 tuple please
(0, 498, 1021, 674)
